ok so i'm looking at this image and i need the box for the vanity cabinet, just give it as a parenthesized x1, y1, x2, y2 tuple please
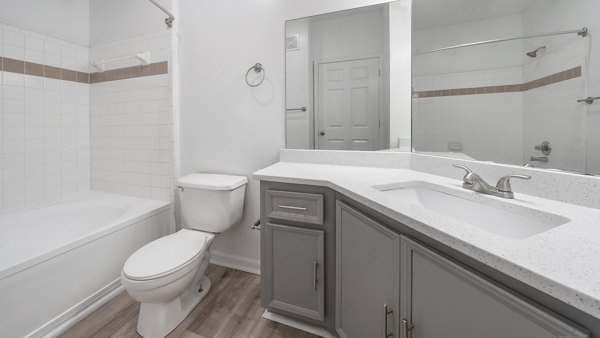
(335, 202, 400, 338)
(400, 237, 588, 338)
(260, 182, 337, 329)
(335, 201, 588, 338)
(264, 223, 324, 321)
(260, 181, 592, 337)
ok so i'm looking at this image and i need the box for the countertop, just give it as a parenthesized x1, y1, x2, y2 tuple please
(254, 162, 600, 319)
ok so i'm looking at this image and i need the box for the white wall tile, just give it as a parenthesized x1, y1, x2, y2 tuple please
(24, 36, 43, 51)
(0, 22, 91, 212)
(89, 32, 173, 202)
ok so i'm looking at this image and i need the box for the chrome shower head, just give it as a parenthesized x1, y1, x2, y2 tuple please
(526, 45, 547, 58)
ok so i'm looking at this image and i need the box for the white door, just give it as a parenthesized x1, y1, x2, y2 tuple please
(316, 58, 380, 150)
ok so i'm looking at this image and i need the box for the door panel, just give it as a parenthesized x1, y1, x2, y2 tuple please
(327, 89, 344, 127)
(401, 237, 589, 338)
(265, 223, 325, 321)
(336, 202, 400, 338)
(317, 58, 380, 150)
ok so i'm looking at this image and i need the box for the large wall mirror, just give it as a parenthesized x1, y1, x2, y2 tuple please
(285, 2, 411, 151)
(285, 0, 599, 176)
(412, 0, 600, 175)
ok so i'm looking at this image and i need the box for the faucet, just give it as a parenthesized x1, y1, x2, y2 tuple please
(452, 164, 531, 199)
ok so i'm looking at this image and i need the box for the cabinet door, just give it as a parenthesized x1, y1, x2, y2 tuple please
(400, 237, 589, 338)
(336, 202, 400, 338)
(265, 223, 325, 321)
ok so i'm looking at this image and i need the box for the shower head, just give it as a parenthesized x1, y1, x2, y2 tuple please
(526, 46, 547, 58)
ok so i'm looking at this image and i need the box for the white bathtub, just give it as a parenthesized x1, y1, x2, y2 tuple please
(0, 192, 171, 338)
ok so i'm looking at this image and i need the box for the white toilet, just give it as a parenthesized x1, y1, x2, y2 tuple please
(121, 173, 248, 338)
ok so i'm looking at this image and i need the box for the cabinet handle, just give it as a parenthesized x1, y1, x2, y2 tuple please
(402, 319, 414, 338)
(278, 205, 308, 211)
(313, 262, 319, 291)
(313, 261, 318, 291)
(383, 304, 393, 338)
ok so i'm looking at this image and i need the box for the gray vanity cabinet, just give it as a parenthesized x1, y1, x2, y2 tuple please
(260, 181, 594, 337)
(400, 237, 589, 338)
(264, 223, 325, 321)
(335, 201, 400, 338)
(260, 182, 337, 329)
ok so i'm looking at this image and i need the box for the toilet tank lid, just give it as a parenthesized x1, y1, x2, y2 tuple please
(177, 173, 248, 190)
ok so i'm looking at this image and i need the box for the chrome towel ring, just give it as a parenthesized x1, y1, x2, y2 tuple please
(245, 63, 265, 87)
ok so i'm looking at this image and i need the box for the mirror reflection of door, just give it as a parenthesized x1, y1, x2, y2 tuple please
(316, 58, 380, 150)
(285, 2, 408, 152)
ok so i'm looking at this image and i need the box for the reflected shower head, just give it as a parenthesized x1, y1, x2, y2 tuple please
(526, 46, 547, 58)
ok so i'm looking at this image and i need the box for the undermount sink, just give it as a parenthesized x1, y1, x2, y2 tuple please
(374, 182, 570, 239)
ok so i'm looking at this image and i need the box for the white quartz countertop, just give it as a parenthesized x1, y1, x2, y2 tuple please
(254, 162, 600, 319)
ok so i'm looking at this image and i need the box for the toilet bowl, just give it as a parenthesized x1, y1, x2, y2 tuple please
(121, 173, 247, 338)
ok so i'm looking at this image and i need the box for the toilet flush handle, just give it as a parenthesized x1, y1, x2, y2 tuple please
(177, 186, 184, 192)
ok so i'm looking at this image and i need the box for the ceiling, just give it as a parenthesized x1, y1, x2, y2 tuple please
(413, 0, 537, 30)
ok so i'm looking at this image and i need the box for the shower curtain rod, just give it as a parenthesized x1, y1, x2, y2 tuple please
(147, 0, 175, 28)
(413, 27, 587, 55)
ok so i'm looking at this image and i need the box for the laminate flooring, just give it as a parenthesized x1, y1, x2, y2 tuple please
(60, 265, 320, 338)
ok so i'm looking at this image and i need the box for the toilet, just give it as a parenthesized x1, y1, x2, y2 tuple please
(121, 173, 248, 338)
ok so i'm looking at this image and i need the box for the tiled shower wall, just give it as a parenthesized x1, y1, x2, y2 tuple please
(412, 67, 525, 165)
(89, 32, 172, 201)
(522, 39, 587, 173)
(412, 38, 587, 171)
(0, 23, 90, 211)
(1, 22, 173, 212)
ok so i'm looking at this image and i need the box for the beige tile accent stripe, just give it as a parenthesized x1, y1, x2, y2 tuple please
(90, 61, 168, 83)
(0, 57, 168, 84)
(416, 66, 581, 98)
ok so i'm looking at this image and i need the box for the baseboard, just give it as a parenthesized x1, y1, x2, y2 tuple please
(210, 250, 260, 275)
(262, 310, 335, 338)
(27, 278, 124, 338)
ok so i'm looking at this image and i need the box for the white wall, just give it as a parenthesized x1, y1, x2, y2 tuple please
(389, 0, 412, 149)
(285, 19, 311, 149)
(90, 0, 172, 46)
(413, 14, 524, 76)
(176, 0, 405, 272)
(310, 6, 387, 62)
(0, 0, 89, 46)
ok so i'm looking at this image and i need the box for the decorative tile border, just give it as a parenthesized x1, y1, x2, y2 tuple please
(0, 56, 168, 84)
(415, 66, 581, 98)
(90, 61, 168, 84)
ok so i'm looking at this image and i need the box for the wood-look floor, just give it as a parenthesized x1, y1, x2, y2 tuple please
(60, 265, 320, 338)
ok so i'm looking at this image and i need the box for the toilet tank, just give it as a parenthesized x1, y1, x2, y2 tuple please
(176, 173, 248, 233)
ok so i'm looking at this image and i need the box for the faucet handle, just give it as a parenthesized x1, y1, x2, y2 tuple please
(452, 164, 474, 183)
(496, 175, 531, 192)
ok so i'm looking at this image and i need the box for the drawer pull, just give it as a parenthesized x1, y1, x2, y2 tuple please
(278, 205, 308, 211)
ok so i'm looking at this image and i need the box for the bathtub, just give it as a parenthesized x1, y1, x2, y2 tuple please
(0, 191, 171, 338)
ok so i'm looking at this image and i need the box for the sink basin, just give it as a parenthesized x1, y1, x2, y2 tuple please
(375, 182, 569, 239)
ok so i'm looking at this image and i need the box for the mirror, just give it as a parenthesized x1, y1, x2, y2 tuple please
(285, 2, 411, 151)
(412, 0, 599, 175)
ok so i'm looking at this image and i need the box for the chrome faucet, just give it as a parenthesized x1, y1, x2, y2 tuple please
(452, 164, 531, 199)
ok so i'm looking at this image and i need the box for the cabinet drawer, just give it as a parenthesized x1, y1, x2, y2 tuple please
(265, 190, 324, 225)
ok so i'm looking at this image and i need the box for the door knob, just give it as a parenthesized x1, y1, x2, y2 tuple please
(319, 131, 325, 136)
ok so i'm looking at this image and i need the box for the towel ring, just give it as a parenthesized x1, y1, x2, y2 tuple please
(245, 63, 265, 87)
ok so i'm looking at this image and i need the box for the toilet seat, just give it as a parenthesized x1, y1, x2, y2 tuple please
(123, 229, 215, 281)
